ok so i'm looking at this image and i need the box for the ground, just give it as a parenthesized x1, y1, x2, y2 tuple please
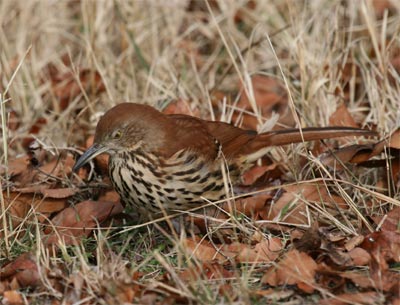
(0, 1, 400, 304)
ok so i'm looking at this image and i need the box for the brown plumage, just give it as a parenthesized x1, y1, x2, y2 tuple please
(73, 103, 377, 220)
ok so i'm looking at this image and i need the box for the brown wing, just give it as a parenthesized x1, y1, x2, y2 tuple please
(169, 114, 377, 160)
(168, 114, 262, 159)
(165, 115, 219, 160)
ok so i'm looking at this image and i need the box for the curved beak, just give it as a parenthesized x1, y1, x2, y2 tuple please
(72, 143, 109, 172)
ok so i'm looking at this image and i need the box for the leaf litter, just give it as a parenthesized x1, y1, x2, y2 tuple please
(1, 2, 400, 304)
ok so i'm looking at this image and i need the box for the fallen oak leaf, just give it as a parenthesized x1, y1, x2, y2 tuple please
(241, 163, 281, 186)
(162, 99, 199, 116)
(44, 199, 123, 246)
(361, 230, 400, 263)
(234, 75, 293, 130)
(2, 192, 68, 226)
(262, 248, 317, 293)
(227, 238, 283, 263)
(322, 128, 400, 168)
(221, 193, 271, 218)
(265, 184, 347, 224)
(50, 69, 105, 110)
(12, 187, 77, 199)
(41, 187, 78, 199)
(2, 290, 24, 305)
(8, 153, 75, 189)
(184, 236, 282, 263)
(348, 247, 371, 266)
(0, 155, 30, 178)
(0, 253, 41, 288)
(183, 237, 234, 262)
(179, 262, 234, 282)
(360, 231, 400, 292)
(372, 206, 400, 232)
(329, 103, 358, 129)
(319, 291, 383, 305)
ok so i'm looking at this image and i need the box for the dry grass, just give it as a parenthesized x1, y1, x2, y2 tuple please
(1, 1, 400, 304)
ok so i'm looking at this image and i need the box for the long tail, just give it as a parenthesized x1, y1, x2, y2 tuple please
(241, 126, 377, 162)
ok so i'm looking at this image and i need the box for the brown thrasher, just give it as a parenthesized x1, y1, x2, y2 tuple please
(73, 103, 376, 219)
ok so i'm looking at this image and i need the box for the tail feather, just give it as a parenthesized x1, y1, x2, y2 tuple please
(240, 126, 377, 162)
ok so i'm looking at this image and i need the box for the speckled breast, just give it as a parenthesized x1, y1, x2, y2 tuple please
(108, 148, 236, 218)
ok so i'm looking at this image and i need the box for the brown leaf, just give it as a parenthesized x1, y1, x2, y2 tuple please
(179, 262, 234, 282)
(0, 253, 40, 288)
(51, 69, 105, 110)
(2, 192, 68, 226)
(266, 184, 346, 224)
(22, 117, 47, 149)
(262, 248, 317, 293)
(372, 0, 395, 18)
(329, 104, 358, 128)
(2, 290, 24, 305)
(7, 109, 20, 131)
(222, 194, 271, 218)
(348, 247, 371, 266)
(98, 190, 120, 202)
(226, 238, 282, 263)
(321, 144, 375, 168)
(339, 271, 374, 289)
(293, 221, 321, 252)
(344, 235, 364, 251)
(10, 153, 75, 189)
(184, 237, 282, 263)
(162, 99, 199, 116)
(387, 128, 400, 149)
(372, 206, 400, 231)
(0, 156, 30, 177)
(361, 231, 400, 263)
(44, 200, 124, 246)
(361, 231, 400, 291)
(183, 237, 237, 263)
(41, 187, 77, 199)
(234, 75, 293, 130)
(241, 163, 280, 186)
(319, 291, 383, 305)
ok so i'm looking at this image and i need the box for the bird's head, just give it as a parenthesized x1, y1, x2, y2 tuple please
(72, 103, 168, 172)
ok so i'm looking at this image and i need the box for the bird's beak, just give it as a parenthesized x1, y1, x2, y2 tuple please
(72, 143, 109, 172)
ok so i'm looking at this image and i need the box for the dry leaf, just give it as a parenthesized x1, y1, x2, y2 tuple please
(44, 200, 124, 246)
(0, 253, 40, 288)
(372, 206, 400, 232)
(226, 238, 282, 263)
(344, 235, 364, 251)
(2, 192, 68, 226)
(329, 104, 358, 128)
(2, 290, 24, 305)
(50, 69, 105, 110)
(184, 237, 282, 263)
(41, 187, 78, 199)
(266, 184, 346, 224)
(348, 247, 371, 266)
(319, 291, 383, 305)
(162, 99, 199, 116)
(1, 156, 30, 177)
(222, 194, 271, 218)
(241, 163, 280, 186)
(234, 75, 292, 130)
(262, 248, 317, 293)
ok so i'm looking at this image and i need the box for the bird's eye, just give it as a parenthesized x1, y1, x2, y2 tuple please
(112, 130, 122, 139)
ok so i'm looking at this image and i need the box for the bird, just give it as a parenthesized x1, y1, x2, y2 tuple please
(73, 103, 377, 220)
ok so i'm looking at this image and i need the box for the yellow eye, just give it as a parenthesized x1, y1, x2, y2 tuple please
(113, 130, 122, 139)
